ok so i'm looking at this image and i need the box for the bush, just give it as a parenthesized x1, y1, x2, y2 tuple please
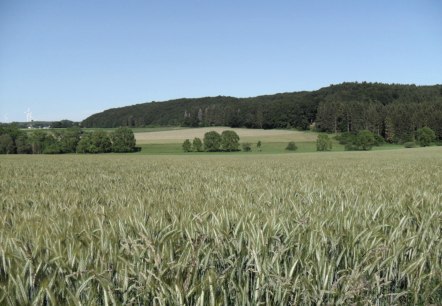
(0, 134, 15, 154)
(192, 138, 203, 152)
(111, 127, 136, 153)
(204, 131, 222, 152)
(257, 140, 262, 151)
(242, 143, 252, 152)
(182, 139, 192, 152)
(404, 142, 416, 148)
(416, 127, 436, 147)
(373, 134, 385, 146)
(316, 134, 332, 151)
(345, 130, 375, 151)
(335, 132, 354, 145)
(285, 141, 298, 151)
(221, 130, 240, 151)
(77, 131, 112, 153)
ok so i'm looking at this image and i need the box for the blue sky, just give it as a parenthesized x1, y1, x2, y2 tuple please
(1, 0, 441, 122)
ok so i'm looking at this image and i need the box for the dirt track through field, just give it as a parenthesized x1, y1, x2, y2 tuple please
(135, 127, 317, 144)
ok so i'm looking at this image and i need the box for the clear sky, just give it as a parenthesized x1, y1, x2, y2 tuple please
(1, 0, 441, 122)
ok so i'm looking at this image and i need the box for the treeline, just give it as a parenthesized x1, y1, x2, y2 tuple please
(0, 126, 137, 154)
(182, 130, 241, 152)
(81, 82, 442, 143)
(7, 120, 79, 129)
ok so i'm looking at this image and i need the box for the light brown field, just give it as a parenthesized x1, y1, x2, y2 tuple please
(135, 127, 317, 144)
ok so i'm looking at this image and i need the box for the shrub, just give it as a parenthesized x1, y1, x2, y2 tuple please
(257, 140, 262, 151)
(316, 134, 332, 151)
(242, 143, 252, 152)
(111, 127, 136, 153)
(285, 141, 298, 151)
(416, 127, 436, 147)
(373, 134, 385, 146)
(204, 131, 222, 152)
(182, 139, 192, 152)
(192, 137, 203, 152)
(346, 130, 375, 151)
(77, 131, 112, 153)
(221, 130, 240, 151)
(335, 132, 354, 145)
(404, 142, 416, 148)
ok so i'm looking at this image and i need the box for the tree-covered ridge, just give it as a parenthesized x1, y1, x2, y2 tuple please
(81, 82, 442, 142)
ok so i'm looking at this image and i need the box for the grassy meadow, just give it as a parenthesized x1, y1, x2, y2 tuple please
(0, 147, 441, 305)
(131, 127, 402, 154)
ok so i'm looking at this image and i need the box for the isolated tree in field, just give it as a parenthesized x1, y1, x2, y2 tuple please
(316, 134, 332, 151)
(203, 131, 222, 151)
(257, 140, 262, 151)
(182, 139, 192, 152)
(416, 127, 436, 147)
(111, 127, 136, 152)
(221, 130, 240, 151)
(192, 137, 203, 152)
(285, 141, 298, 151)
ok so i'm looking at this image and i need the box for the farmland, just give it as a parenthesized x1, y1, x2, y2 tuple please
(1, 147, 441, 304)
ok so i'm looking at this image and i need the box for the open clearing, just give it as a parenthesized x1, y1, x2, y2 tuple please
(135, 126, 317, 144)
(0, 147, 441, 304)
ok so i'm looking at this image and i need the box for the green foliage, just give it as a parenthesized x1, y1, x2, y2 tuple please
(111, 127, 136, 152)
(316, 134, 332, 151)
(285, 141, 298, 151)
(373, 134, 385, 146)
(416, 127, 436, 147)
(81, 83, 442, 144)
(221, 130, 240, 151)
(203, 131, 222, 152)
(15, 133, 32, 154)
(50, 120, 77, 128)
(29, 130, 51, 154)
(0, 134, 14, 154)
(0, 125, 31, 154)
(345, 130, 375, 151)
(59, 127, 82, 153)
(0, 126, 136, 155)
(257, 140, 262, 151)
(182, 139, 192, 152)
(192, 137, 203, 152)
(242, 142, 252, 152)
(77, 131, 112, 153)
(404, 142, 417, 148)
(335, 132, 354, 145)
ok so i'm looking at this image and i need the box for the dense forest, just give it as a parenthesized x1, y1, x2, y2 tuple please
(82, 82, 442, 142)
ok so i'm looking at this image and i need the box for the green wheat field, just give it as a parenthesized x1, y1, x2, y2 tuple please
(0, 147, 441, 305)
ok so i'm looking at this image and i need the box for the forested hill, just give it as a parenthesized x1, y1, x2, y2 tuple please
(82, 82, 442, 142)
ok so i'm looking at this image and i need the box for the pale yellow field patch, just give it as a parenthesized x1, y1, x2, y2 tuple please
(135, 127, 317, 144)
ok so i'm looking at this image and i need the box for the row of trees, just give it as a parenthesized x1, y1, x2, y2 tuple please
(182, 130, 241, 152)
(0, 126, 137, 154)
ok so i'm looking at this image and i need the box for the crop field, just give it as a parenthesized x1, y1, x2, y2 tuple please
(0, 147, 441, 305)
